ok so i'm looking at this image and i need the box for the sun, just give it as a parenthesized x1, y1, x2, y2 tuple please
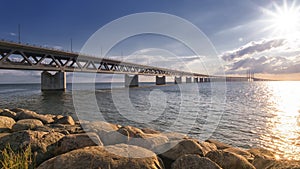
(263, 0, 300, 39)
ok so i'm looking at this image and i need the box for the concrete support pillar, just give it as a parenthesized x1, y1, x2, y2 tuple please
(174, 76, 182, 84)
(186, 77, 192, 83)
(156, 76, 166, 85)
(125, 74, 139, 87)
(194, 77, 199, 83)
(41, 71, 66, 91)
(199, 78, 204, 83)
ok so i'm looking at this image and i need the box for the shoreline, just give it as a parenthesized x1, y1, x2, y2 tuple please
(0, 108, 299, 169)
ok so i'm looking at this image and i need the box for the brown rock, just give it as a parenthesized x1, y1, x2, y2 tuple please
(0, 109, 17, 119)
(81, 120, 119, 133)
(16, 109, 54, 124)
(156, 139, 205, 161)
(0, 130, 64, 165)
(54, 115, 75, 125)
(0, 116, 16, 132)
(161, 132, 188, 141)
(205, 139, 232, 150)
(224, 147, 253, 161)
(12, 119, 44, 132)
(37, 144, 164, 169)
(100, 128, 130, 145)
(142, 128, 161, 134)
(55, 132, 103, 155)
(129, 133, 169, 150)
(206, 150, 256, 169)
(198, 141, 218, 156)
(171, 154, 222, 169)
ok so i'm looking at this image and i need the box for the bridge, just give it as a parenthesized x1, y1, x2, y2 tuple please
(0, 40, 216, 90)
(0, 40, 259, 91)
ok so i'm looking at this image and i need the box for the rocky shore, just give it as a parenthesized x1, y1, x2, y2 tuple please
(0, 108, 299, 169)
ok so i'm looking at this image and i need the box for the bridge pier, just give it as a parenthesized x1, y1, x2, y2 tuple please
(186, 77, 192, 83)
(41, 71, 66, 91)
(199, 78, 204, 83)
(174, 76, 182, 84)
(125, 74, 139, 87)
(156, 76, 166, 85)
(194, 77, 199, 83)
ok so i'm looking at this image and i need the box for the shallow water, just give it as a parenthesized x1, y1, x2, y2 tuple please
(0, 81, 300, 160)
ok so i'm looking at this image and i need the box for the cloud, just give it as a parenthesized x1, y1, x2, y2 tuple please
(9, 32, 17, 36)
(221, 38, 286, 61)
(225, 55, 300, 74)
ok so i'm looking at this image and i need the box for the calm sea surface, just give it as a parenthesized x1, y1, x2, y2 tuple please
(0, 81, 300, 160)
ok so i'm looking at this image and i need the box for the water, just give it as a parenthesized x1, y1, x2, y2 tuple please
(0, 81, 300, 160)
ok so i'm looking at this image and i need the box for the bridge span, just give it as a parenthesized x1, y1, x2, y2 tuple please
(0, 40, 257, 91)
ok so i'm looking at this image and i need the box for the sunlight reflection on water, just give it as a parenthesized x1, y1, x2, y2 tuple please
(262, 82, 300, 160)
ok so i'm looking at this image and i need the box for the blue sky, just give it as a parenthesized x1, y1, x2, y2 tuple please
(1, 0, 300, 82)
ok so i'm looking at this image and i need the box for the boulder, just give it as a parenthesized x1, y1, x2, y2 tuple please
(247, 148, 277, 169)
(12, 119, 44, 132)
(205, 139, 232, 150)
(48, 124, 83, 134)
(54, 115, 75, 125)
(0, 130, 64, 165)
(55, 132, 103, 155)
(37, 144, 164, 169)
(224, 147, 253, 161)
(0, 109, 17, 119)
(206, 150, 256, 169)
(161, 132, 188, 141)
(16, 109, 54, 124)
(129, 133, 169, 150)
(156, 139, 205, 161)
(100, 128, 130, 145)
(198, 141, 218, 156)
(142, 128, 161, 134)
(171, 154, 222, 169)
(0, 116, 16, 132)
(81, 120, 119, 134)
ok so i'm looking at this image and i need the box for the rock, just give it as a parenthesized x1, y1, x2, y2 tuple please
(156, 139, 205, 161)
(53, 115, 63, 121)
(206, 150, 256, 169)
(55, 132, 103, 155)
(16, 109, 54, 124)
(0, 130, 64, 165)
(171, 154, 222, 169)
(205, 139, 232, 150)
(120, 125, 145, 138)
(161, 132, 188, 141)
(142, 128, 161, 134)
(248, 148, 277, 169)
(54, 115, 75, 125)
(0, 116, 16, 132)
(81, 120, 119, 133)
(37, 144, 164, 169)
(129, 133, 169, 150)
(198, 141, 218, 156)
(248, 148, 276, 159)
(100, 128, 130, 145)
(224, 147, 253, 161)
(0, 109, 17, 119)
(12, 119, 44, 132)
(48, 124, 83, 134)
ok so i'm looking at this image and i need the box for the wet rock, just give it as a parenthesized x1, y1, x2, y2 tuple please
(16, 109, 54, 124)
(171, 154, 222, 169)
(205, 139, 232, 150)
(54, 115, 75, 125)
(0, 109, 17, 119)
(0, 116, 16, 132)
(37, 144, 164, 169)
(206, 150, 256, 169)
(12, 119, 44, 132)
(55, 132, 103, 155)
(156, 139, 205, 161)
(0, 130, 64, 165)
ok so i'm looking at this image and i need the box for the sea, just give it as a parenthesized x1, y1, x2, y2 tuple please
(0, 81, 300, 160)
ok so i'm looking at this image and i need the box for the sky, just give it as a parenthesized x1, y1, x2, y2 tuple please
(0, 0, 300, 83)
